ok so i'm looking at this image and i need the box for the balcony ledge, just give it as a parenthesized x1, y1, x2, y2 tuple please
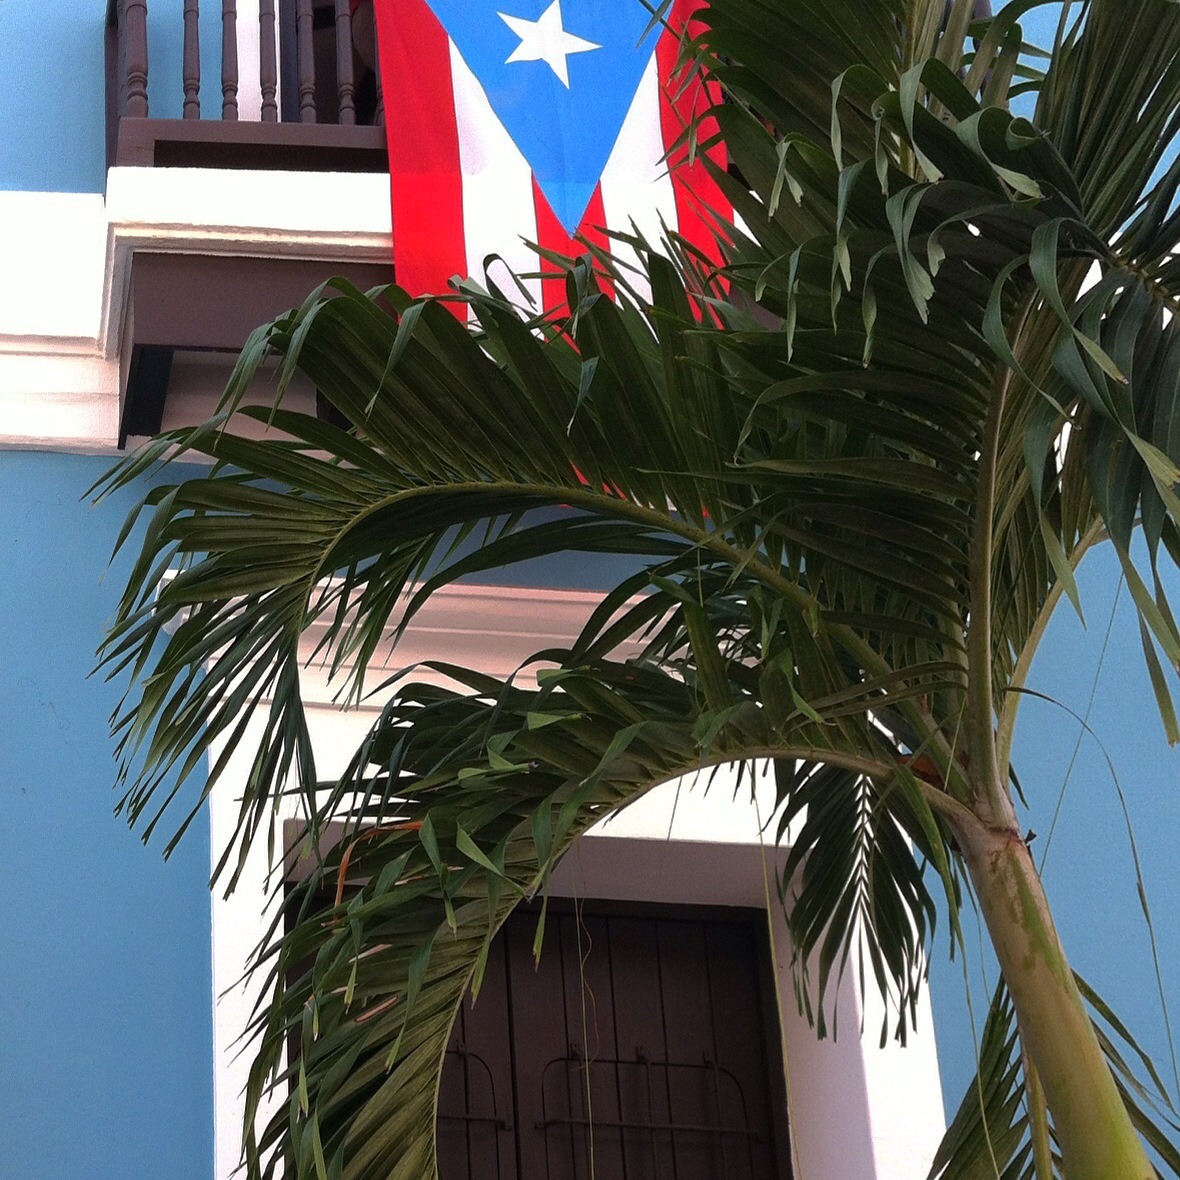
(113, 117, 388, 173)
(102, 165, 394, 442)
(102, 164, 393, 348)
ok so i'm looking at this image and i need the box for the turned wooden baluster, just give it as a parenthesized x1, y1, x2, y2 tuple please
(221, 0, 239, 119)
(122, 0, 149, 117)
(296, 0, 316, 122)
(259, 0, 278, 121)
(334, 0, 356, 125)
(182, 0, 200, 118)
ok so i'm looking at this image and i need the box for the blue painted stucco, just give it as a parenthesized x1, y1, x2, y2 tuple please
(0, 1, 106, 192)
(0, 450, 213, 1180)
(0, 0, 224, 194)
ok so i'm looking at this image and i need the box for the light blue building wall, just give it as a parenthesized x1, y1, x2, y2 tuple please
(0, 452, 214, 1180)
(2, 8, 220, 1173)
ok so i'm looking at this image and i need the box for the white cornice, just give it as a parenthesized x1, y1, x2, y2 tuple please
(0, 334, 104, 357)
(157, 575, 648, 708)
(298, 582, 645, 707)
(0, 171, 393, 453)
(100, 167, 394, 358)
(0, 352, 120, 453)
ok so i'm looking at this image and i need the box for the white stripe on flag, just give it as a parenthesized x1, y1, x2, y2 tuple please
(450, 43, 544, 310)
(599, 53, 680, 301)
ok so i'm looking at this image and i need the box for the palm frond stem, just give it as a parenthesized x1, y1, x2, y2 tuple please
(967, 362, 1013, 824)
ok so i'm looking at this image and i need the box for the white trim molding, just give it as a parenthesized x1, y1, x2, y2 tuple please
(0, 349, 120, 452)
(100, 166, 393, 360)
(0, 170, 392, 454)
(0, 191, 120, 452)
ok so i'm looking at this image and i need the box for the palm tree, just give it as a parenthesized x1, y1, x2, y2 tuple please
(96, 0, 1180, 1175)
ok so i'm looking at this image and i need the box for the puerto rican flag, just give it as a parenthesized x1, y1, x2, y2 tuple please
(374, 0, 729, 309)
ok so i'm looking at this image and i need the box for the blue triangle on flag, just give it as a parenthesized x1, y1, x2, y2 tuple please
(423, 0, 662, 235)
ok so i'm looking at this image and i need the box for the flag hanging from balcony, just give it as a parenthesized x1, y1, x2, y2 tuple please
(373, 0, 729, 309)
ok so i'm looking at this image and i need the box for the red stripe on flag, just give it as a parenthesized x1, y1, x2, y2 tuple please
(657, 0, 730, 269)
(376, 0, 466, 301)
(532, 181, 613, 313)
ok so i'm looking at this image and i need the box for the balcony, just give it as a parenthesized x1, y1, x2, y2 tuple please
(106, 0, 390, 171)
(104, 0, 395, 444)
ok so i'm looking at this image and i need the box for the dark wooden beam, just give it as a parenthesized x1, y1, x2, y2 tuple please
(122, 345, 173, 446)
(121, 251, 393, 443)
(114, 117, 387, 171)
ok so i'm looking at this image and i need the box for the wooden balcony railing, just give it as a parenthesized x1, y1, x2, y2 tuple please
(105, 0, 388, 172)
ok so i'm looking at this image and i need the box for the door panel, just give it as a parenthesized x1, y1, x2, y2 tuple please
(608, 916, 681, 1177)
(437, 933, 517, 1180)
(659, 918, 723, 1180)
(703, 920, 782, 1180)
(503, 909, 581, 1180)
(555, 912, 629, 1179)
(437, 903, 790, 1180)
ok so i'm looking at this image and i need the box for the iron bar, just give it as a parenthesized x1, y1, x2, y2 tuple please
(536, 1116, 761, 1140)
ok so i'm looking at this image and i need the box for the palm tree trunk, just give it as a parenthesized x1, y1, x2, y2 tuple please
(955, 815, 1153, 1178)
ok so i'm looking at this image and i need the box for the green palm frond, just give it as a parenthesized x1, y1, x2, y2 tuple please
(96, 0, 1180, 1175)
(243, 650, 942, 1179)
(930, 984, 1038, 1180)
(702, 0, 1180, 742)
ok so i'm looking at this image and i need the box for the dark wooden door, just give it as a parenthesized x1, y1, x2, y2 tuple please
(437, 902, 790, 1180)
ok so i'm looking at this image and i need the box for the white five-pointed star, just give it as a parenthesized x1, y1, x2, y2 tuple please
(497, 0, 600, 88)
